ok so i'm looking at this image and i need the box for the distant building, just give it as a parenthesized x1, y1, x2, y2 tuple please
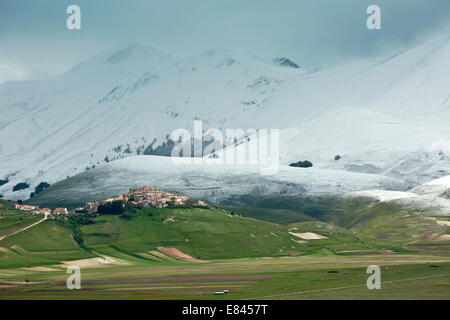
(80, 186, 208, 214)
(85, 202, 99, 214)
(193, 200, 207, 207)
(32, 208, 52, 215)
(53, 207, 68, 215)
(15, 204, 37, 211)
(127, 187, 193, 208)
(13, 186, 208, 217)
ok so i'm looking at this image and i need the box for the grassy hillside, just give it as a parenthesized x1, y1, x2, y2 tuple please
(0, 200, 43, 238)
(356, 206, 450, 246)
(0, 199, 20, 215)
(287, 221, 383, 254)
(222, 205, 316, 224)
(81, 207, 306, 260)
(226, 194, 379, 226)
(0, 214, 42, 238)
(0, 220, 94, 268)
(289, 221, 352, 234)
(0, 206, 324, 268)
(2, 196, 449, 269)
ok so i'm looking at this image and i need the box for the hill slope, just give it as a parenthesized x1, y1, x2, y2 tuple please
(0, 219, 94, 268)
(81, 207, 305, 260)
(0, 206, 314, 267)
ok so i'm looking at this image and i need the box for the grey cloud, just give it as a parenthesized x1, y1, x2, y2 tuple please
(0, 0, 449, 83)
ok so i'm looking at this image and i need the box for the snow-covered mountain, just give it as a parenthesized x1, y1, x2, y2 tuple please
(1, 34, 450, 200)
(215, 107, 450, 187)
(347, 174, 450, 216)
(0, 43, 308, 199)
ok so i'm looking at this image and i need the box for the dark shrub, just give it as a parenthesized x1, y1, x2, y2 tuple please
(97, 201, 125, 215)
(29, 182, 51, 198)
(12, 182, 30, 192)
(289, 160, 313, 168)
(334, 155, 342, 161)
(70, 214, 96, 225)
(35, 182, 50, 194)
(73, 228, 84, 245)
(124, 145, 132, 154)
(0, 179, 8, 186)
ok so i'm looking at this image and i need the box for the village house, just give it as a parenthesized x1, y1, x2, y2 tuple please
(32, 208, 52, 215)
(85, 202, 99, 214)
(53, 207, 68, 216)
(68, 207, 88, 215)
(118, 193, 129, 202)
(15, 204, 38, 211)
(125, 186, 207, 209)
(10, 186, 208, 217)
(193, 200, 207, 207)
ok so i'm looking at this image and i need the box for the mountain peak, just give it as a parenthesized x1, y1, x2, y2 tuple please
(60, 42, 172, 80)
(105, 42, 171, 64)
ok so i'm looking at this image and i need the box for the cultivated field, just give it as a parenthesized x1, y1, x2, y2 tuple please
(1, 199, 449, 299)
(1, 254, 449, 299)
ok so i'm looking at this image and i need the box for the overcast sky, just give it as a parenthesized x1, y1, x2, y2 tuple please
(0, 0, 449, 84)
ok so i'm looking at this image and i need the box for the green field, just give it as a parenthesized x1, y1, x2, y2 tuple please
(81, 207, 306, 260)
(0, 214, 42, 238)
(1, 255, 449, 300)
(225, 195, 450, 248)
(1, 198, 449, 299)
(0, 219, 94, 268)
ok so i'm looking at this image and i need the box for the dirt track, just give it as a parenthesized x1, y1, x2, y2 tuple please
(157, 247, 209, 263)
(0, 213, 49, 241)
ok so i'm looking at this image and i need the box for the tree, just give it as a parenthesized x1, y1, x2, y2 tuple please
(70, 214, 96, 225)
(334, 155, 342, 161)
(124, 144, 132, 154)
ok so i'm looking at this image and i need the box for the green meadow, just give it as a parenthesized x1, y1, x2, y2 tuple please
(0, 199, 449, 299)
(1, 255, 449, 300)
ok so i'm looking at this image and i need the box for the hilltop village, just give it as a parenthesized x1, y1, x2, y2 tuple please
(13, 186, 207, 216)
